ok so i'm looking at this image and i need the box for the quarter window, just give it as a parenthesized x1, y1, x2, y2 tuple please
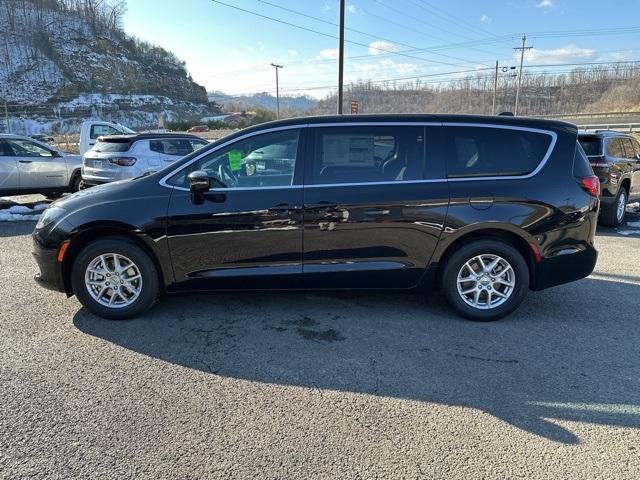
(310, 126, 424, 185)
(620, 138, 637, 160)
(444, 126, 552, 178)
(168, 129, 300, 189)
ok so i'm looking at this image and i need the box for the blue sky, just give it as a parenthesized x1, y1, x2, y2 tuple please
(123, 0, 640, 98)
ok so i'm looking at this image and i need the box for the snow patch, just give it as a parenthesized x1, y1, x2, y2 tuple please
(0, 203, 48, 221)
(618, 230, 640, 236)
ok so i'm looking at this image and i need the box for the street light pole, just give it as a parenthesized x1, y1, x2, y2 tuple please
(270, 63, 283, 119)
(337, 0, 345, 114)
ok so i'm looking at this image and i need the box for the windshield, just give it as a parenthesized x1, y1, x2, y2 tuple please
(578, 136, 603, 156)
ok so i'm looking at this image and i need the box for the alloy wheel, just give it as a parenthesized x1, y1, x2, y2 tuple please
(456, 254, 515, 310)
(84, 253, 143, 309)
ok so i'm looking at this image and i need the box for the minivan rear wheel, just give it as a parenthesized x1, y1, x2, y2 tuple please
(71, 238, 160, 320)
(441, 240, 529, 321)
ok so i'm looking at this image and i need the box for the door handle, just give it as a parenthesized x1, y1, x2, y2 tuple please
(18, 160, 33, 163)
(305, 201, 338, 210)
(268, 203, 297, 212)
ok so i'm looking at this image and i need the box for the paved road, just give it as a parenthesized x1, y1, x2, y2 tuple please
(1, 200, 639, 479)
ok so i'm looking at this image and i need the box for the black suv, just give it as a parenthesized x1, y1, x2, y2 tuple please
(33, 115, 599, 322)
(578, 130, 640, 226)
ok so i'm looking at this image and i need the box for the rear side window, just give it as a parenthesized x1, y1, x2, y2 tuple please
(90, 125, 120, 140)
(444, 126, 552, 178)
(150, 138, 199, 156)
(606, 138, 625, 158)
(620, 137, 637, 160)
(91, 140, 131, 153)
(310, 126, 424, 184)
(578, 136, 602, 156)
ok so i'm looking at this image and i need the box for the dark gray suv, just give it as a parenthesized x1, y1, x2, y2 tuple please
(578, 130, 640, 226)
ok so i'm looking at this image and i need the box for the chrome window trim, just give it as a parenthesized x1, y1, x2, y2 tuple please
(159, 121, 557, 191)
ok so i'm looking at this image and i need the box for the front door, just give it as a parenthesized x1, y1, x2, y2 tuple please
(6, 138, 67, 189)
(302, 124, 449, 289)
(165, 128, 305, 291)
(0, 139, 19, 192)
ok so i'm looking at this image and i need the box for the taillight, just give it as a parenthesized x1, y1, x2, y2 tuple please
(577, 175, 600, 197)
(108, 157, 137, 166)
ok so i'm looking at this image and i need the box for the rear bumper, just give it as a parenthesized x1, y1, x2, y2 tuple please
(531, 245, 598, 291)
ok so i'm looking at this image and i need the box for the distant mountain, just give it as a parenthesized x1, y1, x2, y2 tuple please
(208, 91, 317, 112)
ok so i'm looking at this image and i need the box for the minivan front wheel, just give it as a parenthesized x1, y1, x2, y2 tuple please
(441, 240, 529, 321)
(71, 238, 160, 320)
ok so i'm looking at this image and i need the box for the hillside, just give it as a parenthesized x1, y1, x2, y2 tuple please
(0, 0, 218, 133)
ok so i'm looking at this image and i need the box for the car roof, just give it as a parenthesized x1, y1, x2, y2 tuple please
(230, 113, 576, 136)
(97, 133, 206, 142)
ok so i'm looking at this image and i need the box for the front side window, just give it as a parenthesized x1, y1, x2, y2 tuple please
(444, 126, 552, 178)
(168, 129, 300, 189)
(6, 139, 54, 157)
(310, 126, 424, 185)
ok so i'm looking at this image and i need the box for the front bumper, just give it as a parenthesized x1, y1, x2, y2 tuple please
(32, 237, 67, 293)
(531, 245, 598, 291)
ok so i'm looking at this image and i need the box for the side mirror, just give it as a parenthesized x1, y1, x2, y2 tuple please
(188, 170, 210, 193)
(188, 170, 210, 205)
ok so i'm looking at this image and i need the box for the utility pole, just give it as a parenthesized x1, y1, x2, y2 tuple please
(492, 60, 499, 115)
(514, 34, 532, 116)
(3, 99, 9, 134)
(337, 0, 345, 114)
(270, 63, 283, 119)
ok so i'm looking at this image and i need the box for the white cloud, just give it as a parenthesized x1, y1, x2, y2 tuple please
(480, 14, 491, 23)
(347, 3, 357, 13)
(288, 49, 298, 57)
(368, 40, 397, 55)
(521, 44, 596, 64)
(536, 0, 554, 8)
(317, 48, 339, 60)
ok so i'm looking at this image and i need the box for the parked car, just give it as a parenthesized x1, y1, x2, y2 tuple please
(79, 120, 135, 155)
(33, 114, 599, 322)
(0, 134, 82, 197)
(29, 133, 55, 144)
(187, 125, 210, 133)
(577, 130, 640, 226)
(81, 133, 208, 187)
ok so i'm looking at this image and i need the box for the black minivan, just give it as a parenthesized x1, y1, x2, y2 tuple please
(33, 115, 600, 321)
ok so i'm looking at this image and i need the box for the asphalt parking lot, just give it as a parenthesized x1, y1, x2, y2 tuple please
(1, 196, 639, 479)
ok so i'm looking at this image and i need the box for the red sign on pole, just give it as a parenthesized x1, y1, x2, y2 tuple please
(350, 100, 359, 114)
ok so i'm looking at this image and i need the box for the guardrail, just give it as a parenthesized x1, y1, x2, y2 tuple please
(533, 111, 640, 119)
(576, 123, 640, 132)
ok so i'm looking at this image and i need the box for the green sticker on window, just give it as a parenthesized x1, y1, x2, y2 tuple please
(228, 150, 244, 171)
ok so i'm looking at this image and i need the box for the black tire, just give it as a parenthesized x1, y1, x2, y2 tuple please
(441, 239, 529, 321)
(70, 237, 160, 320)
(599, 187, 627, 227)
(70, 172, 82, 192)
(78, 180, 89, 190)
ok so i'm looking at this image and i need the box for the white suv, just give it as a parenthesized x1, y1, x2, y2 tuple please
(82, 134, 208, 187)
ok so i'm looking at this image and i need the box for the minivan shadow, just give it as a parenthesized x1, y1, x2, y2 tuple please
(73, 278, 640, 445)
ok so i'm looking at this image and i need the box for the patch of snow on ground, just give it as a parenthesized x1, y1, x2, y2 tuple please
(618, 230, 640, 236)
(626, 221, 640, 228)
(0, 203, 48, 221)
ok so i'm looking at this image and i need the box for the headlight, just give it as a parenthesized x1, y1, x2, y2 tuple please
(36, 206, 66, 229)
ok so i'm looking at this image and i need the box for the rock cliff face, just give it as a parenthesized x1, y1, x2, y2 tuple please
(0, 0, 207, 104)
